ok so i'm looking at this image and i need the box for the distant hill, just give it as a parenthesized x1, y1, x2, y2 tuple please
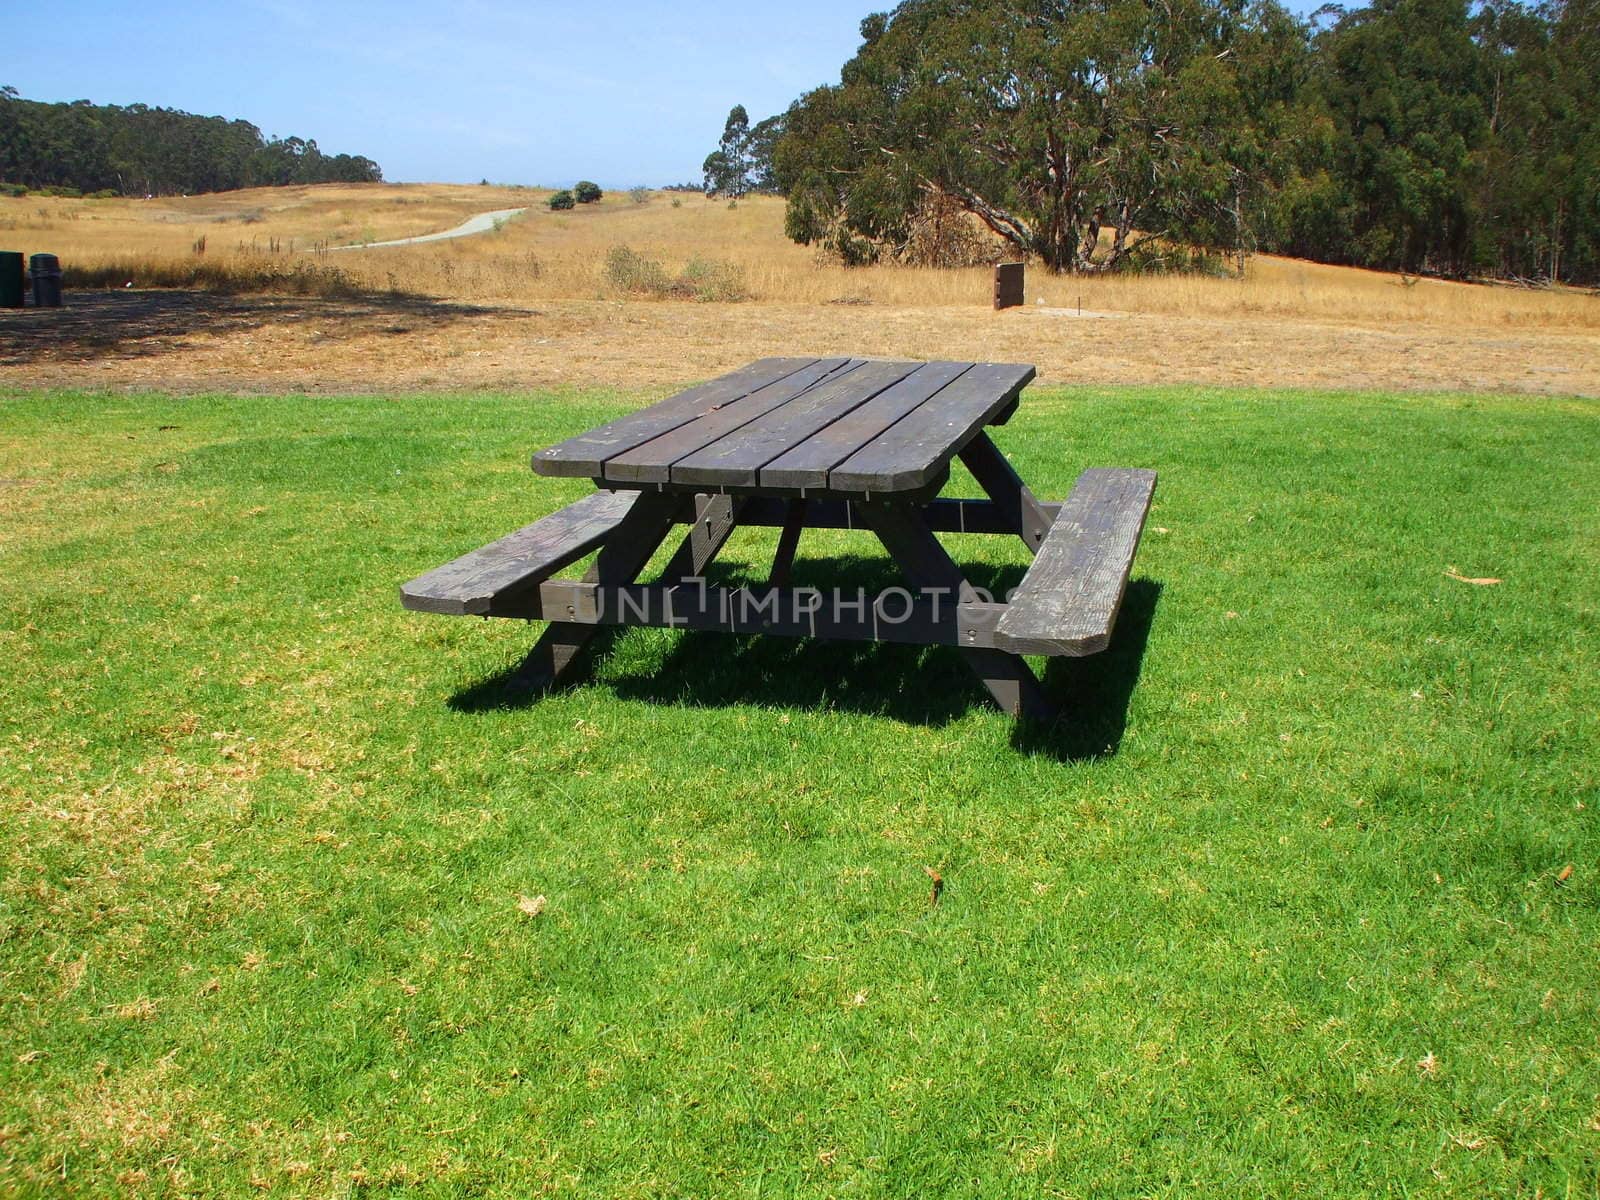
(0, 86, 381, 197)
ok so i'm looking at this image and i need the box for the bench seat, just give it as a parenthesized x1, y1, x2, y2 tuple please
(992, 467, 1157, 656)
(400, 490, 639, 616)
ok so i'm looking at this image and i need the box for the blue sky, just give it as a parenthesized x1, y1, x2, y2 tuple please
(7, 0, 874, 188)
(10, 1, 1321, 189)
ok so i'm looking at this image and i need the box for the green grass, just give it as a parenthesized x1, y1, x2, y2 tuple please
(0, 384, 1596, 1198)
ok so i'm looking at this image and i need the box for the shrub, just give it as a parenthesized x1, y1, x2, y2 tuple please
(604, 245, 671, 294)
(670, 198, 682, 208)
(628, 186, 650, 205)
(548, 189, 575, 211)
(678, 257, 747, 302)
(574, 180, 603, 204)
(604, 244, 748, 302)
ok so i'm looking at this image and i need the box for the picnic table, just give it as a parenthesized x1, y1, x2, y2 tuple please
(401, 357, 1156, 721)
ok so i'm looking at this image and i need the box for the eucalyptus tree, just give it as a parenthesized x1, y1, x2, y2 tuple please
(775, 0, 1306, 272)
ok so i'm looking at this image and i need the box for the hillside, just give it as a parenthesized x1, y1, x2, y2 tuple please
(1, 183, 1595, 396)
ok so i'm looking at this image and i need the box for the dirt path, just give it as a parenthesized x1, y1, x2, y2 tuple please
(321, 207, 527, 251)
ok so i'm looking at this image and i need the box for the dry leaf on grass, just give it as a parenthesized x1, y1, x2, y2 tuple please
(517, 894, 548, 918)
(1444, 567, 1502, 585)
(923, 866, 944, 907)
(1557, 863, 1574, 883)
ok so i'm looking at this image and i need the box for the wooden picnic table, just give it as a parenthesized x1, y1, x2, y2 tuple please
(401, 357, 1157, 721)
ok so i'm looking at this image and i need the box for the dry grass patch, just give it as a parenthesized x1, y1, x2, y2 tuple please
(9, 185, 1595, 332)
(4, 183, 1596, 398)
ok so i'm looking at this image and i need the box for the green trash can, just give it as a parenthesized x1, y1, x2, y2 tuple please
(0, 251, 23, 308)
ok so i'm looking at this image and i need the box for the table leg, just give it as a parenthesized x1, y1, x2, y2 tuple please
(509, 492, 681, 692)
(766, 499, 807, 588)
(958, 431, 1054, 554)
(859, 500, 1055, 722)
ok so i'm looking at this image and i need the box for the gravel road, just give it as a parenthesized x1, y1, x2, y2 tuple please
(322, 207, 527, 251)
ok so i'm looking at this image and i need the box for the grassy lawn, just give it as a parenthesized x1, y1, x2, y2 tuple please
(1, 384, 1596, 1198)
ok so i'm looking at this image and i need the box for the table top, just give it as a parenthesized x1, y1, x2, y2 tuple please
(532, 357, 1035, 497)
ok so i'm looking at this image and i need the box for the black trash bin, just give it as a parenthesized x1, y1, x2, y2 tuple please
(0, 251, 23, 308)
(29, 254, 62, 307)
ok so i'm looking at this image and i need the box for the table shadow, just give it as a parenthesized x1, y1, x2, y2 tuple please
(1012, 579, 1161, 761)
(448, 555, 1161, 759)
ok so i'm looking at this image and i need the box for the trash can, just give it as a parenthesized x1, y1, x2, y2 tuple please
(29, 254, 62, 307)
(0, 252, 23, 308)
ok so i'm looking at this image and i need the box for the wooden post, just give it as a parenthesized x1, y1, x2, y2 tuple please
(993, 262, 1024, 310)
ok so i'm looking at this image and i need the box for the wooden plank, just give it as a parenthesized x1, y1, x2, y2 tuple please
(534, 578, 1006, 649)
(733, 495, 1061, 535)
(758, 361, 972, 491)
(531, 357, 817, 478)
(669, 360, 922, 487)
(660, 494, 743, 578)
(993, 262, 1025, 310)
(603, 358, 857, 484)
(828, 362, 1036, 495)
(992, 468, 1157, 657)
(399, 489, 639, 616)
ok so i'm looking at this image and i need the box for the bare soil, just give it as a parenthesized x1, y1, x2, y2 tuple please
(2, 290, 1594, 397)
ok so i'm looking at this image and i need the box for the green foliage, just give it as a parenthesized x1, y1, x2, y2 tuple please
(547, 189, 576, 211)
(702, 106, 784, 198)
(1256, 0, 1600, 280)
(574, 180, 603, 204)
(747, 113, 784, 192)
(0, 87, 381, 196)
(768, 0, 1599, 282)
(1284, 0, 1488, 273)
(702, 105, 750, 197)
(627, 185, 651, 204)
(774, 0, 1301, 274)
(1, 386, 1597, 1195)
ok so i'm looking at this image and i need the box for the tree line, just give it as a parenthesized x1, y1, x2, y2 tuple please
(0, 87, 382, 196)
(714, 0, 1597, 283)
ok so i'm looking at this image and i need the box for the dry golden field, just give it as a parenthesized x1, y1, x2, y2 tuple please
(2, 182, 1596, 394)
